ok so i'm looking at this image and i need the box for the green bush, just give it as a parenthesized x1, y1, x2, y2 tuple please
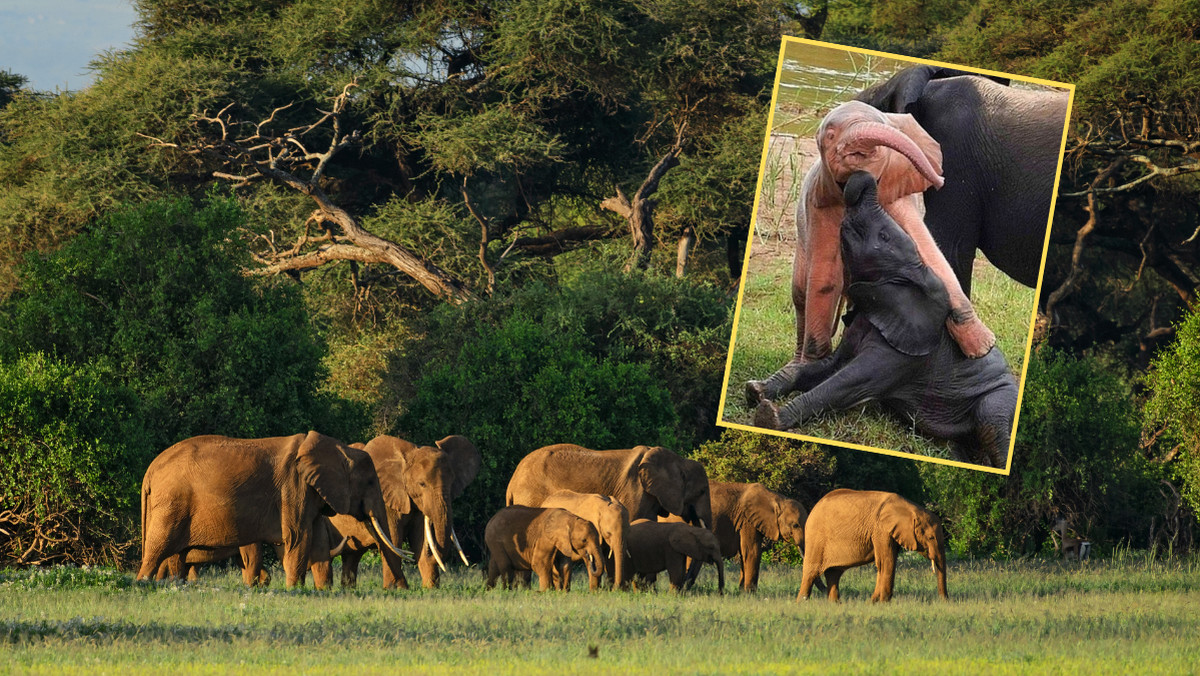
(0, 353, 151, 567)
(0, 196, 366, 447)
(1144, 307, 1200, 522)
(921, 348, 1160, 557)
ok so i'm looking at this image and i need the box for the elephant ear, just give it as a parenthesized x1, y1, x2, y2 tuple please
(637, 447, 685, 517)
(296, 431, 354, 515)
(435, 435, 481, 499)
(846, 266, 949, 357)
(744, 484, 781, 541)
(875, 112, 943, 205)
(882, 499, 921, 552)
(373, 455, 412, 516)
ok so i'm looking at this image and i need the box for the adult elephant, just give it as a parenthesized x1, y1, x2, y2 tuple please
(507, 444, 713, 530)
(137, 432, 407, 588)
(798, 489, 947, 602)
(541, 490, 631, 590)
(707, 481, 809, 592)
(332, 434, 479, 589)
(855, 66, 1070, 292)
(747, 98, 993, 407)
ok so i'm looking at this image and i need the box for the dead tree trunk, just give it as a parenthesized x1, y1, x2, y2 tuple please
(675, 226, 696, 278)
(601, 124, 686, 272)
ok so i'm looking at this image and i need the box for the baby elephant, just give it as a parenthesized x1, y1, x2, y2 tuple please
(753, 171, 1018, 468)
(627, 519, 725, 593)
(799, 489, 947, 602)
(485, 506, 604, 591)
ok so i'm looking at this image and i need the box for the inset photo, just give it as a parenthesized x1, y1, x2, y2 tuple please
(717, 38, 1074, 474)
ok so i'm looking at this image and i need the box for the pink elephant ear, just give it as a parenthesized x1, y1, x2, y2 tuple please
(296, 432, 353, 515)
(875, 112, 943, 205)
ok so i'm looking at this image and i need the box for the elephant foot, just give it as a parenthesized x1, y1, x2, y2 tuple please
(754, 400, 782, 430)
(745, 380, 769, 407)
(947, 312, 995, 359)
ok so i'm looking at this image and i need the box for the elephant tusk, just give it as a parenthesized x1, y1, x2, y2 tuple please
(425, 516, 447, 572)
(329, 535, 349, 558)
(700, 518, 708, 530)
(372, 515, 413, 562)
(451, 527, 470, 566)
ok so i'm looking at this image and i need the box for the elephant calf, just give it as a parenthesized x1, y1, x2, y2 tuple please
(752, 171, 1019, 468)
(484, 506, 604, 591)
(627, 519, 725, 593)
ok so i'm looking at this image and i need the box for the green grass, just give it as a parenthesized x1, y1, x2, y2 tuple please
(2, 556, 1198, 673)
(723, 240, 1038, 463)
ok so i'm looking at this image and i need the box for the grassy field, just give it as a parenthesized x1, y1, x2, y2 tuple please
(3, 554, 1198, 674)
(721, 135, 1040, 463)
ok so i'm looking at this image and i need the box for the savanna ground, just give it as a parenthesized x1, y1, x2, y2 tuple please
(2, 554, 1198, 674)
(721, 134, 1039, 462)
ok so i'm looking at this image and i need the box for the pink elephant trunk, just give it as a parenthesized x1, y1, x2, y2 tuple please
(840, 121, 944, 189)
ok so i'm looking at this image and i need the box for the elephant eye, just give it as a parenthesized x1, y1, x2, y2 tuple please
(879, 231, 890, 242)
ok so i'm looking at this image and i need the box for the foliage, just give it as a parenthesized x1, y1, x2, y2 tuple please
(0, 70, 27, 109)
(692, 429, 834, 508)
(0, 196, 367, 446)
(921, 348, 1161, 557)
(395, 265, 732, 549)
(822, 0, 972, 56)
(0, 353, 152, 567)
(1144, 307, 1200, 519)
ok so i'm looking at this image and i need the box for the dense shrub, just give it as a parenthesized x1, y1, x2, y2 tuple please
(921, 348, 1161, 557)
(692, 429, 834, 509)
(0, 197, 366, 566)
(0, 353, 152, 566)
(395, 265, 733, 552)
(1144, 307, 1200, 528)
(0, 196, 367, 448)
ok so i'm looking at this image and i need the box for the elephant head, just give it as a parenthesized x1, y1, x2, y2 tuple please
(885, 498, 949, 600)
(542, 490, 632, 590)
(744, 483, 808, 549)
(811, 99, 942, 208)
(295, 432, 409, 565)
(365, 434, 480, 571)
(841, 171, 950, 357)
(564, 516, 606, 590)
(636, 446, 713, 530)
(667, 524, 725, 594)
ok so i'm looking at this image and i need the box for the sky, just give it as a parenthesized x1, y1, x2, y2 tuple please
(0, 0, 139, 91)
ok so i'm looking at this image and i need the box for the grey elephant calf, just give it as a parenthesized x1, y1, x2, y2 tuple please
(627, 519, 725, 593)
(752, 171, 1018, 468)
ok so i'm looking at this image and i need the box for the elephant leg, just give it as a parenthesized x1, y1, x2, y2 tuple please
(797, 561, 822, 601)
(282, 532, 313, 588)
(533, 558, 557, 592)
(756, 353, 899, 431)
(740, 528, 761, 592)
(486, 558, 500, 590)
(889, 198, 994, 358)
(871, 538, 898, 602)
(559, 561, 574, 591)
(974, 386, 1017, 469)
(340, 550, 362, 589)
(240, 544, 264, 588)
(381, 548, 411, 591)
(417, 542, 441, 589)
(186, 564, 199, 582)
(518, 570, 532, 589)
(667, 557, 687, 592)
(825, 567, 846, 602)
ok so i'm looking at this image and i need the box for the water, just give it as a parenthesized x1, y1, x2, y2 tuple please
(772, 42, 908, 136)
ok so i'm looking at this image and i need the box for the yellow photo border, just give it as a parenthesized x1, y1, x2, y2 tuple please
(715, 36, 1077, 476)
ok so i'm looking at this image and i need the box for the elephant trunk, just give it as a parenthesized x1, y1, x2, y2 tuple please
(586, 541, 605, 590)
(930, 543, 948, 600)
(611, 528, 629, 590)
(840, 121, 944, 189)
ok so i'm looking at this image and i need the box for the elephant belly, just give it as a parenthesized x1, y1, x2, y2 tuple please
(186, 492, 282, 548)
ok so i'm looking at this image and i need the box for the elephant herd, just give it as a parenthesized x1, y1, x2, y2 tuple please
(746, 66, 1070, 468)
(138, 433, 948, 601)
